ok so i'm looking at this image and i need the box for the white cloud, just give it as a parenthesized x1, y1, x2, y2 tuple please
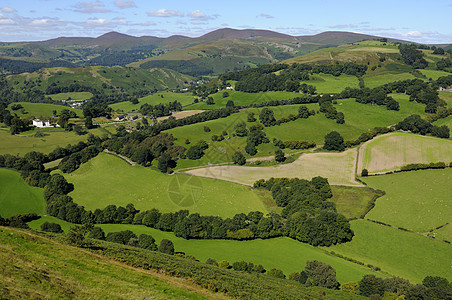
(191, 20, 207, 25)
(147, 9, 183, 17)
(86, 18, 109, 25)
(258, 13, 273, 19)
(1, 7, 16, 13)
(188, 10, 218, 20)
(114, 0, 136, 9)
(177, 20, 187, 25)
(404, 30, 422, 37)
(73, 1, 111, 14)
(0, 18, 14, 25)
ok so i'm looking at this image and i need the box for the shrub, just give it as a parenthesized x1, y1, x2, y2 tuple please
(158, 239, 174, 255)
(40, 222, 63, 233)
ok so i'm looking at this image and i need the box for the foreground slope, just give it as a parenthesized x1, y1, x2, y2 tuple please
(0, 227, 212, 299)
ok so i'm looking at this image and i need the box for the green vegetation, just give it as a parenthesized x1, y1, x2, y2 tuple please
(8, 102, 82, 118)
(431, 223, 452, 242)
(48, 92, 93, 101)
(433, 115, 452, 130)
(0, 227, 210, 299)
(0, 168, 45, 217)
(300, 74, 360, 93)
(63, 153, 268, 218)
(327, 220, 452, 283)
(358, 132, 452, 174)
(0, 127, 107, 156)
(28, 216, 383, 284)
(329, 186, 382, 219)
(364, 169, 452, 232)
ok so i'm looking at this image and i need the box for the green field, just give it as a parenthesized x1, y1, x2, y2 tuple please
(186, 149, 360, 186)
(327, 220, 451, 283)
(48, 92, 93, 101)
(0, 127, 107, 156)
(62, 153, 268, 218)
(363, 169, 452, 232)
(0, 227, 208, 299)
(363, 71, 416, 89)
(358, 132, 452, 174)
(28, 216, 383, 284)
(300, 74, 360, 94)
(418, 69, 452, 80)
(0, 168, 45, 217)
(433, 115, 452, 130)
(187, 90, 301, 110)
(329, 186, 380, 219)
(110, 91, 197, 113)
(7, 102, 83, 118)
(431, 223, 452, 242)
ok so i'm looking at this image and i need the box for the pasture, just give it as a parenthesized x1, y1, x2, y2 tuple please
(433, 115, 452, 129)
(0, 127, 107, 156)
(0, 168, 45, 217)
(27, 216, 384, 283)
(7, 102, 83, 118)
(300, 74, 359, 94)
(418, 69, 451, 80)
(329, 186, 381, 219)
(327, 220, 452, 283)
(47, 92, 93, 101)
(62, 153, 268, 218)
(110, 91, 197, 113)
(186, 148, 361, 186)
(363, 168, 452, 233)
(358, 132, 452, 174)
(431, 223, 452, 242)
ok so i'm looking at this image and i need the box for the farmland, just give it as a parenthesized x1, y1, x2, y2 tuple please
(47, 91, 93, 101)
(186, 148, 360, 186)
(7, 102, 83, 118)
(28, 216, 384, 284)
(0, 168, 45, 217)
(62, 153, 268, 218)
(327, 220, 452, 283)
(363, 168, 452, 232)
(358, 132, 452, 174)
(0, 127, 107, 156)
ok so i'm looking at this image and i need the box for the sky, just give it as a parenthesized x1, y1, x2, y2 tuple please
(1, 0, 451, 44)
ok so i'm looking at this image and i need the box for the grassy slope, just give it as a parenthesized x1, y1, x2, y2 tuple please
(300, 74, 360, 94)
(28, 216, 383, 284)
(63, 153, 268, 218)
(8, 102, 83, 118)
(432, 223, 452, 242)
(0, 127, 107, 156)
(329, 186, 380, 219)
(363, 169, 452, 232)
(0, 227, 211, 300)
(433, 115, 452, 130)
(0, 168, 45, 217)
(327, 220, 451, 283)
(358, 132, 452, 174)
(48, 91, 93, 101)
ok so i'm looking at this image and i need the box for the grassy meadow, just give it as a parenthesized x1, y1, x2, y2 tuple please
(7, 102, 83, 118)
(47, 91, 93, 101)
(327, 220, 452, 283)
(431, 223, 452, 242)
(363, 168, 452, 233)
(329, 186, 380, 219)
(300, 74, 360, 94)
(62, 153, 268, 218)
(28, 216, 384, 284)
(0, 227, 208, 300)
(0, 168, 46, 217)
(0, 127, 108, 156)
(358, 132, 452, 174)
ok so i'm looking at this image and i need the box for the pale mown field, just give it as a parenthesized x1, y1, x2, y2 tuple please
(358, 132, 452, 174)
(186, 148, 362, 186)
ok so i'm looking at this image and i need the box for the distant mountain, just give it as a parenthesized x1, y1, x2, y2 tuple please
(0, 28, 450, 76)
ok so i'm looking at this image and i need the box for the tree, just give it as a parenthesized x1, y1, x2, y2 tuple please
(341, 282, 359, 294)
(138, 234, 158, 250)
(66, 224, 94, 247)
(158, 239, 174, 255)
(203, 125, 211, 132)
(222, 91, 229, 98)
(245, 142, 257, 156)
(324, 131, 345, 151)
(157, 152, 175, 173)
(361, 169, 368, 177)
(304, 260, 340, 289)
(232, 152, 246, 165)
(234, 121, 248, 137)
(259, 108, 276, 127)
(247, 112, 256, 122)
(85, 116, 94, 129)
(335, 112, 345, 124)
(186, 145, 205, 160)
(40, 222, 63, 233)
(358, 274, 385, 297)
(206, 97, 215, 105)
(226, 100, 235, 107)
(298, 105, 310, 118)
(267, 268, 285, 279)
(275, 149, 285, 162)
(88, 226, 105, 240)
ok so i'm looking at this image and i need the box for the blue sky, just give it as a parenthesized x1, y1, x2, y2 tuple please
(1, 0, 451, 43)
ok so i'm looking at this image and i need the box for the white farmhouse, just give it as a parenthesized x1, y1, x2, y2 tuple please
(32, 119, 51, 128)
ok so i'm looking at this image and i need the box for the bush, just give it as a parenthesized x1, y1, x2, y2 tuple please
(361, 169, 368, 177)
(139, 234, 157, 251)
(324, 131, 345, 151)
(267, 268, 285, 279)
(232, 152, 246, 165)
(88, 227, 105, 240)
(275, 149, 285, 162)
(158, 239, 174, 255)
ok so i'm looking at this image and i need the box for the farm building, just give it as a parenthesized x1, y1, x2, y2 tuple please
(32, 119, 51, 128)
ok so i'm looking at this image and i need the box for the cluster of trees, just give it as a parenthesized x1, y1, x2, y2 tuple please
(254, 177, 353, 246)
(0, 57, 75, 75)
(235, 122, 270, 156)
(103, 132, 185, 172)
(139, 101, 182, 118)
(400, 162, 448, 172)
(436, 58, 452, 71)
(58, 144, 103, 173)
(345, 126, 394, 147)
(396, 114, 450, 138)
(324, 131, 345, 151)
(340, 86, 400, 111)
(283, 140, 316, 150)
(0, 102, 32, 134)
(0, 213, 40, 229)
(319, 95, 346, 123)
(399, 44, 428, 69)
